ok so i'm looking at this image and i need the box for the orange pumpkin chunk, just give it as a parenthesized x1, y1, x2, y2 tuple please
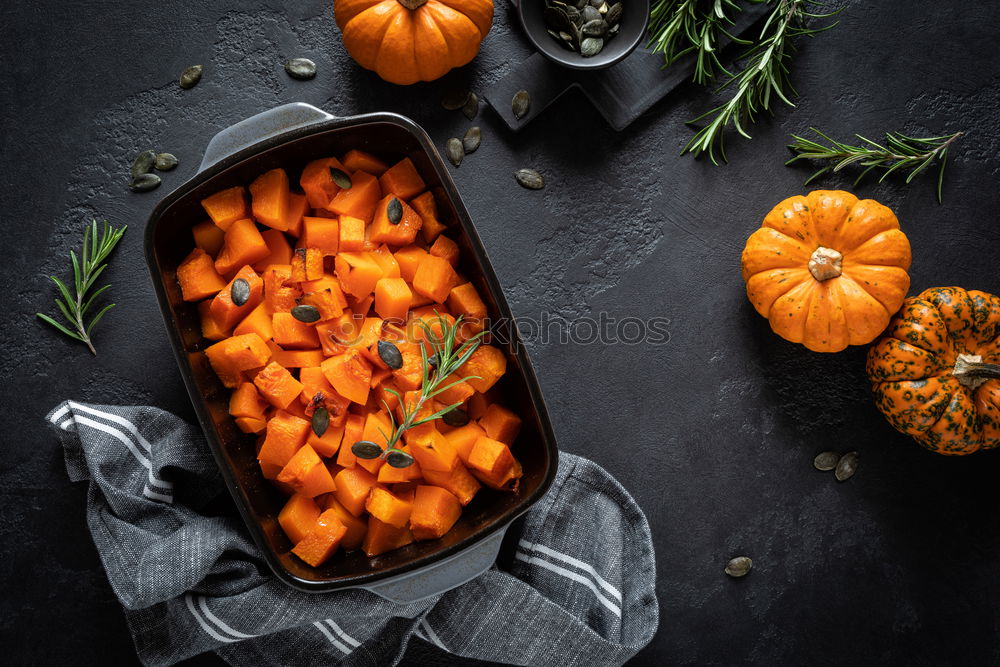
(410, 191, 446, 244)
(321, 348, 373, 405)
(459, 345, 506, 393)
(273, 312, 321, 349)
(300, 157, 348, 209)
(204, 333, 270, 388)
(249, 168, 291, 230)
(394, 245, 429, 283)
(258, 410, 311, 467)
(198, 301, 230, 341)
(335, 252, 384, 298)
(374, 278, 412, 323)
(365, 487, 414, 529)
(215, 219, 270, 276)
(369, 194, 423, 246)
(230, 382, 267, 420)
(328, 170, 381, 222)
(300, 216, 340, 255)
(210, 265, 264, 331)
(409, 430, 458, 472)
(429, 235, 459, 267)
(233, 302, 274, 341)
(254, 361, 305, 409)
(291, 247, 324, 282)
(333, 465, 382, 517)
(201, 186, 248, 231)
(412, 254, 459, 304)
(292, 509, 348, 566)
(444, 422, 486, 464)
(253, 229, 294, 272)
(278, 493, 322, 544)
(410, 485, 462, 541)
(478, 403, 522, 445)
(177, 248, 227, 301)
(192, 220, 226, 256)
(322, 496, 369, 551)
(362, 516, 414, 557)
(335, 413, 365, 468)
(342, 149, 389, 176)
(422, 461, 481, 506)
(379, 158, 426, 200)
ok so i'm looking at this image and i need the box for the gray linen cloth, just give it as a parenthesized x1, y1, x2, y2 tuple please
(47, 400, 658, 666)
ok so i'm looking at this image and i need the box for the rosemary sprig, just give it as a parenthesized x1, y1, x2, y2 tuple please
(647, 0, 750, 85)
(353, 313, 485, 468)
(36, 220, 127, 355)
(684, 0, 840, 163)
(785, 128, 964, 203)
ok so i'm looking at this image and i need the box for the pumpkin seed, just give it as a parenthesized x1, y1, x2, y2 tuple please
(565, 6, 581, 24)
(311, 407, 329, 437)
(291, 304, 321, 323)
(130, 150, 156, 179)
(441, 89, 471, 111)
(725, 556, 753, 578)
(512, 89, 531, 120)
(463, 126, 482, 153)
(352, 440, 383, 460)
(580, 37, 604, 57)
(387, 197, 403, 224)
(598, 1, 609, 13)
(330, 167, 352, 189)
(608, 23, 620, 36)
(581, 19, 608, 37)
(377, 340, 403, 369)
(284, 57, 316, 80)
(427, 352, 439, 368)
(442, 407, 469, 427)
(154, 152, 178, 171)
(813, 451, 840, 471)
(581, 5, 601, 23)
(835, 451, 859, 482)
(129, 172, 161, 192)
(589, 0, 603, 7)
(179, 64, 203, 89)
(230, 278, 251, 306)
(446, 138, 464, 167)
(386, 449, 415, 468)
(515, 168, 544, 190)
(545, 6, 573, 33)
(462, 92, 479, 120)
(606, 2, 622, 26)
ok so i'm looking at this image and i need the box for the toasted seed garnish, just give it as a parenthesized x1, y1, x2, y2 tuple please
(813, 451, 839, 471)
(462, 92, 479, 120)
(442, 408, 470, 427)
(580, 37, 604, 57)
(463, 126, 482, 154)
(352, 440, 383, 459)
(725, 556, 752, 578)
(154, 152, 178, 171)
(131, 150, 156, 179)
(179, 65, 203, 89)
(386, 449, 415, 468)
(515, 168, 544, 190)
(598, 1, 609, 12)
(386, 197, 403, 225)
(512, 89, 531, 120)
(230, 278, 251, 306)
(330, 167, 352, 189)
(284, 57, 317, 80)
(566, 6, 581, 24)
(835, 451, 859, 482)
(441, 89, 471, 111)
(291, 304, 321, 323)
(581, 19, 608, 37)
(446, 138, 464, 167)
(581, 5, 601, 22)
(606, 2, 622, 26)
(377, 340, 404, 369)
(311, 407, 329, 437)
(129, 172, 161, 192)
(544, 6, 573, 32)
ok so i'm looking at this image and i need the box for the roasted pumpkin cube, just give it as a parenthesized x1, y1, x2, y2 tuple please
(394, 245, 429, 283)
(335, 413, 365, 468)
(233, 302, 274, 341)
(272, 312, 320, 349)
(341, 149, 389, 176)
(300, 216, 340, 255)
(429, 235, 459, 267)
(322, 496, 369, 551)
(210, 265, 264, 331)
(412, 254, 459, 304)
(422, 461, 481, 506)
(177, 248, 227, 301)
(328, 170, 381, 222)
(254, 361, 304, 409)
(292, 509, 348, 566)
(291, 247, 324, 282)
(201, 186, 248, 231)
(379, 157, 426, 200)
(335, 252, 384, 298)
(458, 344, 506, 393)
(249, 167, 291, 230)
(198, 301, 230, 341)
(338, 215, 367, 252)
(229, 382, 267, 420)
(278, 493, 321, 544)
(362, 516, 414, 557)
(215, 218, 270, 275)
(374, 278, 412, 323)
(410, 485, 462, 541)
(333, 465, 382, 517)
(478, 403, 521, 445)
(410, 191, 446, 243)
(253, 229, 294, 272)
(282, 192, 309, 237)
(263, 264, 301, 314)
(409, 430, 458, 473)
(300, 157, 348, 209)
(365, 487, 414, 529)
(258, 410, 311, 468)
(192, 220, 226, 256)
(321, 348, 373, 405)
(369, 194, 423, 246)
(444, 422, 486, 464)
(204, 333, 270, 388)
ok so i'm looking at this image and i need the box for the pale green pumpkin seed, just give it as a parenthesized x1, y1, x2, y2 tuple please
(311, 407, 329, 437)
(835, 451, 859, 481)
(179, 65, 203, 89)
(230, 278, 251, 306)
(284, 58, 316, 80)
(129, 173, 161, 192)
(330, 167, 352, 189)
(441, 89, 471, 111)
(462, 92, 479, 120)
(725, 556, 752, 577)
(154, 153, 178, 170)
(386, 449, 415, 468)
(606, 2, 622, 26)
(291, 304, 321, 323)
(352, 440, 383, 459)
(512, 90, 530, 120)
(813, 451, 839, 471)
(544, 6, 573, 33)
(446, 138, 464, 167)
(515, 168, 544, 190)
(463, 127, 481, 153)
(581, 19, 608, 37)
(387, 197, 403, 224)
(131, 150, 156, 179)
(377, 340, 403, 369)
(581, 5, 601, 23)
(580, 37, 604, 57)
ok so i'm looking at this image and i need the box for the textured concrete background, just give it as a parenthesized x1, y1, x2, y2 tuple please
(2, 0, 999, 664)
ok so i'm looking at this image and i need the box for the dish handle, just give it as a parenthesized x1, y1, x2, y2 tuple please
(360, 523, 510, 603)
(199, 102, 335, 172)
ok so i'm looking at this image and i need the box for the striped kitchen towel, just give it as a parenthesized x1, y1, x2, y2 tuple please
(47, 401, 658, 666)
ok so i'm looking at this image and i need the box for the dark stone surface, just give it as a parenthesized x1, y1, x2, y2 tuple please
(2, 0, 999, 664)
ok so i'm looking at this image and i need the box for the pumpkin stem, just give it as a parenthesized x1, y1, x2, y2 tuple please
(953, 354, 1000, 390)
(397, 0, 428, 9)
(808, 246, 843, 281)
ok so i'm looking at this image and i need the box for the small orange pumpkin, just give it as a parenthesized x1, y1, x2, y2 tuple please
(741, 190, 912, 353)
(867, 287, 1000, 455)
(334, 0, 494, 85)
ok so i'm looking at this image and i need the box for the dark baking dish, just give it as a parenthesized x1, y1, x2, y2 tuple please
(144, 103, 558, 599)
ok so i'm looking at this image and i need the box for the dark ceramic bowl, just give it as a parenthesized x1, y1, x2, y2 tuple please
(144, 103, 558, 600)
(517, 0, 650, 70)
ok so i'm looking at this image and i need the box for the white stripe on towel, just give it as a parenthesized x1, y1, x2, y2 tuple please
(325, 619, 360, 648)
(515, 551, 622, 618)
(185, 594, 240, 644)
(314, 621, 352, 654)
(420, 618, 448, 651)
(197, 595, 257, 639)
(519, 539, 622, 602)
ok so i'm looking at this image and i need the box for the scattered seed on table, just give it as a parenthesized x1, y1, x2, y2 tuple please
(129, 173, 161, 193)
(512, 89, 530, 120)
(130, 150, 157, 179)
(725, 556, 752, 578)
(154, 152, 178, 170)
(179, 65, 203, 89)
(446, 138, 464, 167)
(463, 126, 481, 154)
(813, 451, 839, 471)
(441, 89, 471, 111)
(515, 168, 544, 190)
(835, 451, 859, 482)
(462, 92, 479, 120)
(284, 58, 317, 80)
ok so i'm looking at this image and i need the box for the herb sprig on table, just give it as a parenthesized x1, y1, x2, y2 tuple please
(786, 128, 964, 203)
(351, 314, 485, 468)
(36, 220, 127, 355)
(648, 0, 749, 86)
